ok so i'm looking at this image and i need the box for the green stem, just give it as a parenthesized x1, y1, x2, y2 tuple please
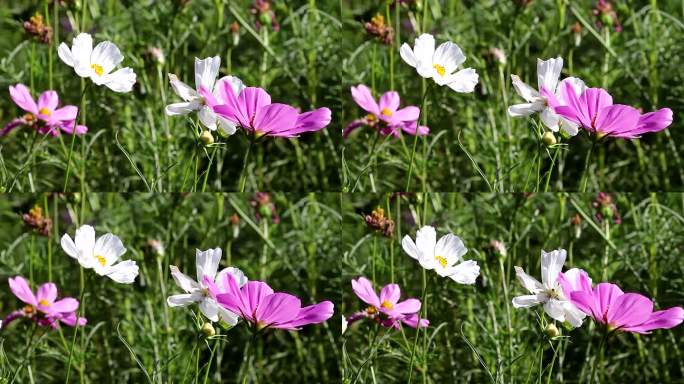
(405, 86, 431, 191)
(63, 84, 88, 192)
(238, 135, 255, 192)
(407, 268, 428, 383)
(580, 140, 596, 192)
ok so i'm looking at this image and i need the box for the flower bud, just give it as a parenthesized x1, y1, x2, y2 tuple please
(200, 130, 214, 146)
(545, 323, 560, 338)
(201, 322, 216, 337)
(542, 131, 557, 147)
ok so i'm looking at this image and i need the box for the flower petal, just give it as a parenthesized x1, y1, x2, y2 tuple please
(9, 84, 38, 114)
(350, 85, 380, 115)
(9, 276, 37, 306)
(91, 41, 124, 74)
(351, 277, 380, 308)
(194, 56, 221, 91)
(196, 248, 222, 283)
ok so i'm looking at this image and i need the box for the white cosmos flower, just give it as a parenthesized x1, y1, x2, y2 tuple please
(400, 33, 479, 93)
(57, 33, 136, 93)
(508, 57, 587, 136)
(401, 225, 480, 284)
(512, 249, 586, 327)
(165, 56, 244, 136)
(166, 248, 247, 325)
(60, 225, 139, 284)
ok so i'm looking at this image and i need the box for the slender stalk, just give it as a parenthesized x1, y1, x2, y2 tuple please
(405, 86, 431, 191)
(407, 268, 428, 384)
(65, 268, 85, 384)
(580, 140, 596, 192)
(63, 85, 89, 192)
(238, 135, 255, 192)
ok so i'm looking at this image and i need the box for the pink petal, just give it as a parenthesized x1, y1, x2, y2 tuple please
(400, 121, 429, 136)
(351, 277, 381, 308)
(342, 119, 366, 138)
(594, 283, 624, 322)
(1, 119, 25, 136)
(379, 284, 401, 305)
(351, 85, 380, 115)
(378, 91, 400, 113)
(391, 106, 420, 124)
(37, 90, 59, 112)
(9, 84, 38, 114)
(291, 107, 331, 135)
(277, 301, 334, 329)
(36, 283, 58, 305)
(401, 313, 429, 328)
(581, 88, 614, 125)
(51, 106, 78, 122)
(213, 82, 247, 127)
(593, 104, 640, 137)
(607, 292, 653, 329)
(51, 297, 80, 313)
(239, 87, 272, 127)
(633, 108, 673, 136)
(242, 280, 275, 319)
(9, 276, 37, 306)
(255, 292, 301, 327)
(252, 103, 299, 136)
(622, 307, 684, 334)
(393, 298, 421, 315)
(198, 85, 219, 107)
(570, 291, 599, 321)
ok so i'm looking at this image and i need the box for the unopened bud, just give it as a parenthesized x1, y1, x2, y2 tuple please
(201, 322, 216, 337)
(542, 131, 557, 147)
(545, 323, 560, 338)
(200, 130, 214, 146)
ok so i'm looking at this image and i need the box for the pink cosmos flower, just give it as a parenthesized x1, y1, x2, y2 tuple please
(212, 274, 333, 330)
(568, 280, 684, 334)
(344, 84, 428, 138)
(201, 85, 331, 138)
(348, 277, 428, 329)
(2, 84, 87, 137)
(542, 82, 673, 139)
(2, 276, 86, 329)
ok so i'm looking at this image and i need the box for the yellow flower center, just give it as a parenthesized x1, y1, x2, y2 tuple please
(435, 255, 448, 268)
(91, 63, 104, 76)
(95, 255, 107, 267)
(380, 108, 393, 117)
(39, 107, 51, 116)
(366, 306, 377, 315)
(380, 300, 394, 310)
(255, 131, 267, 138)
(23, 305, 35, 314)
(38, 299, 51, 307)
(366, 114, 376, 122)
(433, 64, 446, 77)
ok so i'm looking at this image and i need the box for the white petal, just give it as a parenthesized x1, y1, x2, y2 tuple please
(167, 293, 198, 307)
(434, 233, 467, 266)
(198, 106, 217, 130)
(540, 249, 566, 287)
(401, 235, 421, 261)
(215, 267, 247, 292)
(168, 74, 198, 102)
(196, 248, 221, 283)
(214, 75, 244, 101)
(102, 67, 136, 93)
(445, 68, 478, 93)
(93, 233, 126, 266)
(512, 295, 542, 308)
(74, 225, 96, 259)
(543, 299, 566, 322)
(400, 43, 417, 68)
(560, 118, 579, 137)
(432, 41, 465, 74)
(446, 260, 480, 284)
(90, 41, 123, 74)
(508, 103, 543, 117)
(217, 306, 240, 326)
(415, 226, 437, 258)
(556, 76, 587, 101)
(71, 33, 93, 68)
(537, 57, 563, 92)
(540, 107, 560, 131)
(165, 101, 199, 116)
(217, 117, 238, 136)
(60, 234, 80, 259)
(510, 74, 540, 102)
(514, 266, 543, 294)
(194, 56, 221, 91)
(562, 301, 586, 328)
(413, 34, 435, 67)
(170, 265, 199, 293)
(58, 42, 75, 67)
(199, 298, 219, 322)
(104, 260, 139, 284)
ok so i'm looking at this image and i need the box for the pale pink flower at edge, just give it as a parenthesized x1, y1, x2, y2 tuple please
(2, 276, 86, 329)
(348, 276, 428, 330)
(2, 84, 87, 137)
(344, 84, 429, 138)
(212, 274, 334, 331)
(200, 85, 331, 138)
